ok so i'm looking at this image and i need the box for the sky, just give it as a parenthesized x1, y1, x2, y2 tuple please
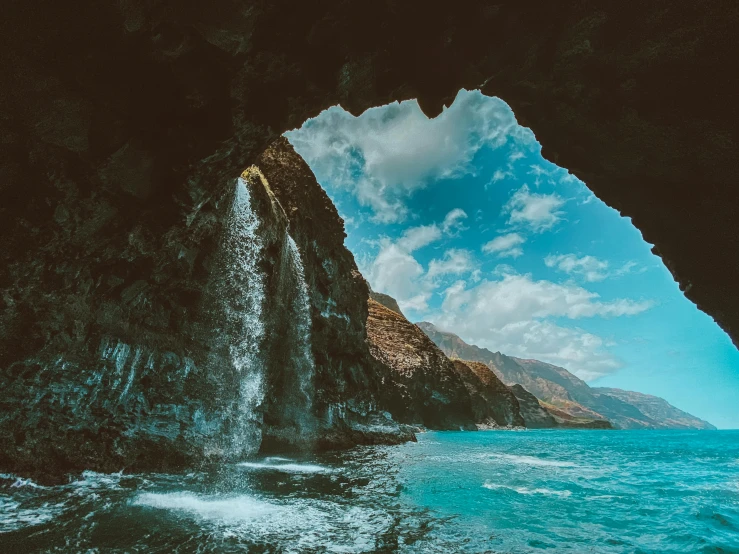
(285, 90, 739, 429)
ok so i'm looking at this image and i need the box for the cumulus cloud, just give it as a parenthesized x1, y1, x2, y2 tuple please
(504, 185, 565, 232)
(428, 272, 652, 379)
(286, 90, 535, 223)
(426, 249, 475, 282)
(396, 224, 442, 252)
(482, 232, 526, 258)
(364, 241, 428, 308)
(545, 253, 639, 282)
(545, 254, 609, 282)
(362, 210, 475, 312)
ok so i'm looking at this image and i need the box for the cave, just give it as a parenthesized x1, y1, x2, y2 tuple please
(1, 1, 737, 478)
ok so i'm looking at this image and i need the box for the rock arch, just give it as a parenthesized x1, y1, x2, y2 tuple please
(0, 0, 737, 475)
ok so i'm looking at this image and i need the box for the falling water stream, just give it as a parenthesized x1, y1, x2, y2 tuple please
(220, 177, 267, 456)
(282, 234, 317, 438)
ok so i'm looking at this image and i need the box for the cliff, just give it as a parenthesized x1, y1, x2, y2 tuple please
(366, 300, 476, 430)
(0, 138, 416, 481)
(368, 290, 405, 318)
(251, 138, 416, 450)
(451, 360, 525, 428)
(509, 385, 557, 429)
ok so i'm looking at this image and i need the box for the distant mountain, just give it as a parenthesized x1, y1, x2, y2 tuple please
(418, 322, 715, 430)
(593, 388, 716, 430)
(416, 322, 610, 425)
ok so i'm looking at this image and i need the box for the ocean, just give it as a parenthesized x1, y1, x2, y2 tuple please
(2, 430, 738, 553)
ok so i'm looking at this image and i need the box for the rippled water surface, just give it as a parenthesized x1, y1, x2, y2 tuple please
(2, 430, 738, 553)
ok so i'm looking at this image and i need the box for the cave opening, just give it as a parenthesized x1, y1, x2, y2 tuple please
(283, 89, 739, 430)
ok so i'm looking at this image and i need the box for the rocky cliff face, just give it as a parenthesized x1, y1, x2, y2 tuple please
(369, 290, 405, 318)
(451, 360, 525, 428)
(251, 138, 416, 450)
(419, 322, 610, 424)
(509, 385, 558, 429)
(0, 138, 416, 481)
(366, 300, 476, 430)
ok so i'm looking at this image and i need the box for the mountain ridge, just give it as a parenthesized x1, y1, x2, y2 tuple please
(417, 321, 715, 430)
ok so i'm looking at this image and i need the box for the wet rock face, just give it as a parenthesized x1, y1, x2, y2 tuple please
(366, 300, 476, 430)
(251, 138, 414, 450)
(0, 139, 415, 480)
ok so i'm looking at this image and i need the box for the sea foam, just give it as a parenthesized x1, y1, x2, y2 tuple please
(237, 461, 331, 474)
(131, 492, 280, 522)
(482, 482, 572, 498)
(490, 454, 576, 468)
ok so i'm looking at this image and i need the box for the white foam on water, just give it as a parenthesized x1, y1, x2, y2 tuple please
(132, 492, 280, 523)
(0, 498, 60, 532)
(482, 482, 572, 498)
(490, 454, 576, 468)
(71, 470, 125, 490)
(131, 491, 393, 553)
(585, 494, 620, 501)
(0, 474, 46, 489)
(237, 462, 331, 474)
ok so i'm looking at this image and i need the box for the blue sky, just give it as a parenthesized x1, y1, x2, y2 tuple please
(285, 90, 739, 429)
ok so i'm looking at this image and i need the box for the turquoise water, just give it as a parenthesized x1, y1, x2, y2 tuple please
(2, 430, 738, 552)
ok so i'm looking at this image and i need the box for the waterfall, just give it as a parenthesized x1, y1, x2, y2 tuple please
(220, 177, 266, 456)
(281, 234, 317, 440)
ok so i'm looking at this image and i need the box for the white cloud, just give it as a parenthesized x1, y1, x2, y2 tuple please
(362, 210, 476, 313)
(429, 272, 652, 379)
(364, 241, 428, 308)
(396, 224, 442, 252)
(482, 232, 526, 258)
(545, 253, 609, 282)
(441, 208, 468, 235)
(427, 249, 474, 282)
(508, 151, 525, 163)
(504, 185, 565, 232)
(545, 254, 640, 282)
(486, 169, 509, 189)
(286, 90, 535, 223)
